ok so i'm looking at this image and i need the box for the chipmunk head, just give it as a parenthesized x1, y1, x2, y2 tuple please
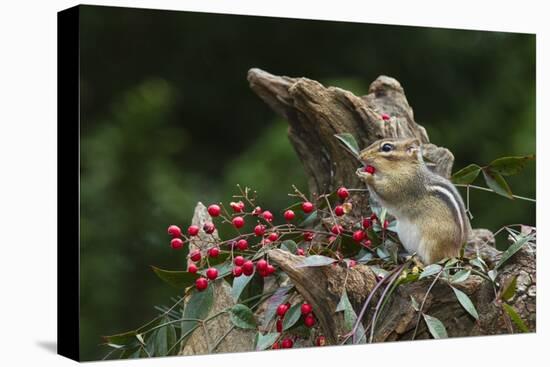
(356, 137, 423, 184)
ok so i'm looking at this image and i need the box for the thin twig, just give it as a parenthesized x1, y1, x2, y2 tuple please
(411, 270, 443, 340)
(455, 184, 535, 203)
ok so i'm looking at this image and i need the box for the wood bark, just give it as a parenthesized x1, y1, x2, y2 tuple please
(180, 69, 535, 353)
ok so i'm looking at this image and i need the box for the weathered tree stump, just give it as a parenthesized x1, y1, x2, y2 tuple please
(180, 69, 535, 353)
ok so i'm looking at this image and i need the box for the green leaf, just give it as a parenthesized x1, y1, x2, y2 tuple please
(299, 211, 318, 227)
(236, 272, 265, 307)
(496, 233, 534, 269)
(489, 155, 535, 176)
(261, 286, 293, 328)
(296, 255, 337, 268)
(336, 290, 366, 343)
(180, 284, 214, 343)
(355, 249, 373, 263)
(410, 296, 420, 311)
(500, 275, 517, 301)
(419, 264, 442, 279)
(206, 252, 230, 267)
(488, 269, 498, 282)
(450, 269, 471, 284)
(255, 332, 280, 351)
(229, 304, 257, 329)
(231, 273, 254, 302)
(469, 257, 487, 271)
(151, 266, 199, 289)
(502, 303, 529, 332)
(451, 286, 479, 320)
(280, 240, 297, 254)
(452, 164, 482, 185)
(103, 330, 138, 346)
(282, 303, 302, 330)
(422, 314, 448, 339)
(482, 167, 514, 199)
(334, 133, 360, 156)
(153, 317, 172, 356)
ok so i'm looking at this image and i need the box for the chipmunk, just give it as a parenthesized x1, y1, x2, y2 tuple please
(356, 138, 471, 264)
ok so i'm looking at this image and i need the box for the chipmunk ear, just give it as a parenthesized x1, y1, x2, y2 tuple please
(406, 138, 421, 157)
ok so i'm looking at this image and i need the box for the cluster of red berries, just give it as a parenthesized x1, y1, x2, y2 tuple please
(232, 256, 276, 278)
(271, 301, 318, 349)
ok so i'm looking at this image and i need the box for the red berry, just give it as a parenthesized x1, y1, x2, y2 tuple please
(258, 269, 268, 277)
(170, 238, 184, 249)
(254, 224, 266, 236)
(383, 219, 389, 230)
(167, 225, 182, 237)
(302, 201, 314, 213)
(272, 342, 280, 350)
(381, 113, 391, 121)
(190, 250, 201, 262)
(331, 224, 344, 235)
(206, 267, 218, 280)
(276, 319, 283, 333)
(267, 232, 279, 241)
(362, 218, 372, 229)
(203, 222, 215, 234)
(262, 210, 274, 222)
(352, 230, 365, 243)
(236, 239, 248, 250)
(296, 248, 305, 256)
(207, 204, 221, 217)
(188, 263, 198, 274)
(334, 205, 345, 216)
(242, 260, 254, 276)
(195, 277, 208, 291)
(234, 256, 245, 266)
(284, 209, 295, 221)
(252, 206, 262, 215)
(364, 165, 376, 174)
(276, 304, 289, 317)
(337, 187, 349, 199)
(256, 259, 268, 271)
(370, 213, 378, 221)
(362, 239, 372, 248)
(303, 231, 314, 242)
(230, 201, 245, 213)
(233, 266, 243, 277)
(281, 338, 293, 348)
(301, 302, 313, 315)
(262, 239, 272, 246)
(316, 335, 326, 346)
(207, 247, 220, 258)
(232, 216, 245, 228)
(266, 264, 276, 275)
(304, 314, 316, 327)
(187, 225, 200, 236)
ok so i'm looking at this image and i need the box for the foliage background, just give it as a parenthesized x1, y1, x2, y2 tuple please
(78, 5, 535, 361)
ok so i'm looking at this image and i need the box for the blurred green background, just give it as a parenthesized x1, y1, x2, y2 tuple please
(78, 5, 535, 361)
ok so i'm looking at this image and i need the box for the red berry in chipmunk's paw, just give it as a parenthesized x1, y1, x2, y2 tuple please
(316, 335, 326, 346)
(352, 230, 365, 243)
(276, 319, 283, 333)
(207, 247, 220, 258)
(190, 250, 201, 262)
(281, 338, 293, 349)
(362, 218, 372, 229)
(302, 201, 314, 213)
(230, 201, 245, 213)
(303, 231, 314, 242)
(206, 267, 218, 280)
(195, 277, 208, 291)
(187, 225, 199, 236)
(232, 216, 245, 228)
(381, 113, 391, 121)
(232, 266, 243, 277)
(334, 205, 345, 216)
(167, 225, 182, 237)
(296, 248, 305, 256)
(242, 260, 254, 276)
(267, 232, 279, 241)
(337, 187, 349, 199)
(236, 239, 248, 250)
(254, 224, 266, 236)
(276, 304, 289, 317)
(284, 209, 295, 221)
(188, 263, 198, 274)
(331, 224, 344, 235)
(203, 222, 215, 234)
(364, 165, 376, 174)
(207, 204, 221, 217)
(256, 259, 268, 271)
(262, 210, 274, 222)
(170, 238, 184, 249)
(301, 302, 313, 315)
(304, 314, 316, 327)
(234, 255, 245, 266)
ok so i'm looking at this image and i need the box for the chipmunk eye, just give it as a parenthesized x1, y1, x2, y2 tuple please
(381, 143, 394, 152)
